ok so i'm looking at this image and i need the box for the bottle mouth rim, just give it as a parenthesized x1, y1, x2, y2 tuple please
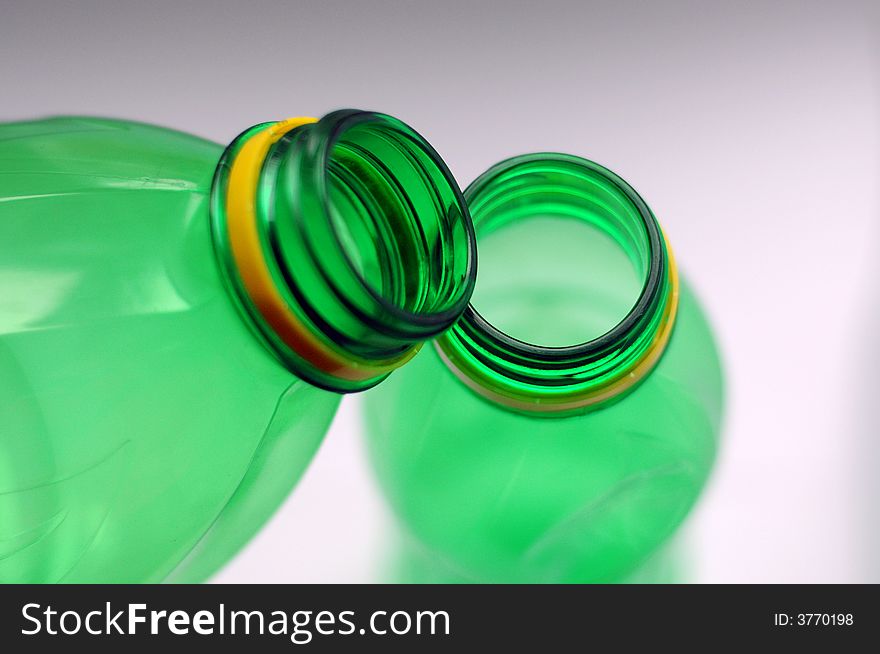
(436, 153, 679, 415)
(211, 112, 477, 393)
(304, 110, 477, 333)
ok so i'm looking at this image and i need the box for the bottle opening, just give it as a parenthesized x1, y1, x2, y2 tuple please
(472, 215, 644, 348)
(324, 116, 473, 321)
(212, 111, 477, 393)
(436, 154, 678, 415)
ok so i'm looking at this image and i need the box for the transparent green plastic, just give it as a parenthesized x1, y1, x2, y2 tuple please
(212, 112, 475, 392)
(0, 114, 474, 583)
(364, 155, 724, 583)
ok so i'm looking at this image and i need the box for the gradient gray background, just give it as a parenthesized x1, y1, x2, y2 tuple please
(2, 0, 878, 582)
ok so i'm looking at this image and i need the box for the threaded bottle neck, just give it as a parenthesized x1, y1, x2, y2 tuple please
(211, 110, 476, 393)
(436, 154, 678, 416)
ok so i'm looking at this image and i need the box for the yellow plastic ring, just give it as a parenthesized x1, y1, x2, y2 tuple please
(224, 117, 419, 382)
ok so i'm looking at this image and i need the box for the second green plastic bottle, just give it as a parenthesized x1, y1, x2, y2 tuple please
(364, 154, 723, 583)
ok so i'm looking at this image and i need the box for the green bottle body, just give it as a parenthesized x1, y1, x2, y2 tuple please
(364, 272, 723, 583)
(0, 117, 339, 583)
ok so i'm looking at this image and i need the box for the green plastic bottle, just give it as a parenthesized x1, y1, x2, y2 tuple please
(0, 111, 475, 583)
(364, 154, 723, 583)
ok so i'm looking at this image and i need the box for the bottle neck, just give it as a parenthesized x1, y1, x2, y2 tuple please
(436, 154, 679, 416)
(211, 110, 476, 393)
